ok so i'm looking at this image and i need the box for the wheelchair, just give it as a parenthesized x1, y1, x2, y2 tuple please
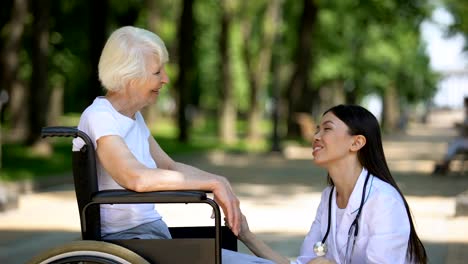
(27, 126, 237, 264)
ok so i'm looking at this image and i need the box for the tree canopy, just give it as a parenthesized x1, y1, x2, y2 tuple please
(0, 0, 444, 148)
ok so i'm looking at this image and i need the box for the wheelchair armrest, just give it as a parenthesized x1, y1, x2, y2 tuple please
(92, 190, 208, 204)
(82, 190, 221, 237)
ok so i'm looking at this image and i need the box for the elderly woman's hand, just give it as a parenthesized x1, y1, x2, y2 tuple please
(212, 176, 241, 236)
(306, 257, 336, 264)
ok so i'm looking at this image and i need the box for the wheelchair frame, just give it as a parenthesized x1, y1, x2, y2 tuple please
(28, 126, 237, 264)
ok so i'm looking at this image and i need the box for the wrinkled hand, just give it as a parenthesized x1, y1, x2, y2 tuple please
(212, 176, 241, 236)
(226, 213, 251, 241)
(306, 257, 335, 264)
(238, 213, 251, 241)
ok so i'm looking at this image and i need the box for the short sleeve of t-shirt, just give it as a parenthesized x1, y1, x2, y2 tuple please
(72, 97, 136, 151)
(81, 111, 120, 149)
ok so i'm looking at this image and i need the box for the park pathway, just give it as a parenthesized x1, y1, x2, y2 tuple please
(0, 109, 467, 263)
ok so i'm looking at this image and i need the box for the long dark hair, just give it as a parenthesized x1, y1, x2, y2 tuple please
(324, 104, 427, 264)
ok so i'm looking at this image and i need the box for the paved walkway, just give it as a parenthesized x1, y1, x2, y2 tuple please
(1, 109, 468, 263)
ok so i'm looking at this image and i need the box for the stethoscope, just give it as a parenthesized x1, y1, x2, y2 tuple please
(313, 171, 371, 264)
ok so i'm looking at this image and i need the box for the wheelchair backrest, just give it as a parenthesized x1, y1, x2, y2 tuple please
(41, 126, 102, 240)
(72, 131, 102, 240)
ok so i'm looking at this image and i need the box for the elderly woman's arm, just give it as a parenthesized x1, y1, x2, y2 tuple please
(96, 135, 241, 235)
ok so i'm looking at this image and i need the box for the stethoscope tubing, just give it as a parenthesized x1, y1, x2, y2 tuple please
(316, 171, 371, 261)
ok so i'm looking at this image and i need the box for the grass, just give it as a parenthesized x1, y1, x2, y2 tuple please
(0, 115, 273, 182)
(1, 139, 72, 181)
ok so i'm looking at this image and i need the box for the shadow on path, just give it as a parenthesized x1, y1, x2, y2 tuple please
(0, 229, 80, 264)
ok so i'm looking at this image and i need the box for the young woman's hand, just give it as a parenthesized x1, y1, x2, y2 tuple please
(238, 214, 251, 241)
(226, 213, 251, 242)
(306, 257, 336, 264)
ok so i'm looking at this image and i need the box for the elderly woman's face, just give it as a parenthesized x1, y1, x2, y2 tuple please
(131, 57, 169, 107)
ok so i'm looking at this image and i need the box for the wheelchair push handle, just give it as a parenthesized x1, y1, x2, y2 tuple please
(41, 126, 79, 138)
(41, 126, 95, 150)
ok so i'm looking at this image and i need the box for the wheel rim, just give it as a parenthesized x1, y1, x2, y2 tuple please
(39, 250, 133, 264)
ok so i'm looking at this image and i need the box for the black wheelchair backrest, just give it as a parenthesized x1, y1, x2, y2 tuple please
(41, 126, 101, 239)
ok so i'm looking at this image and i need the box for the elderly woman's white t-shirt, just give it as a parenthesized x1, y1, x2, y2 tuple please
(73, 97, 161, 236)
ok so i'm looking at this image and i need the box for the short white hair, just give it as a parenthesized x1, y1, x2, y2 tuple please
(98, 26, 169, 91)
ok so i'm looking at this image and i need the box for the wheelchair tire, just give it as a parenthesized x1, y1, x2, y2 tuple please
(26, 240, 150, 264)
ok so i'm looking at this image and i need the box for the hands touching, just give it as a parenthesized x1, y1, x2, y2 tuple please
(212, 176, 241, 236)
(238, 213, 251, 241)
(306, 257, 336, 264)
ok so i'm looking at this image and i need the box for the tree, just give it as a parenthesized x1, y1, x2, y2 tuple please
(218, 0, 237, 144)
(312, 0, 435, 132)
(142, 0, 162, 128)
(86, 0, 109, 106)
(285, 0, 318, 138)
(176, 0, 195, 143)
(240, 0, 282, 143)
(444, 0, 468, 50)
(27, 0, 50, 146)
(0, 0, 27, 105)
(0, 0, 28, 140)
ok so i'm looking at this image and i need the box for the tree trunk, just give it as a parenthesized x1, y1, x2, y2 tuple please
(7, 81, 28, 141)
(382, 84, 400, 133)
(0, 0, 28, 140)
(318, 80, 345, 116)
(176, 0, 195, 143)
(344, 81, 358, 105)
(285, 0, 318, 138)
(143, 0, 162, 129)
(218, 0, 237, 144)
(47, 83, 64, 126)
(87, 0, 108, 106)
(27, 0, 50, 146)
(244, 0, 281, 144)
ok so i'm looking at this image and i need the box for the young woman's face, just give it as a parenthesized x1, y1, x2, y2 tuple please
(312, 112, 356, 167)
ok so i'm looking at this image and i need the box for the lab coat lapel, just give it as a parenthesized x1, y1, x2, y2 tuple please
(335, 168, 369, 261)
(347, 168, 369, 214)
(329, 187, 342, 263)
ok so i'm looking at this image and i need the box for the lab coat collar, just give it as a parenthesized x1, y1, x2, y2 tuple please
(347, 168, 371, 214)
(330, 167, 372, 263)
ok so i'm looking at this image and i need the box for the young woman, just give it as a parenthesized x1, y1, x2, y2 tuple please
(238, 104, 427, 264)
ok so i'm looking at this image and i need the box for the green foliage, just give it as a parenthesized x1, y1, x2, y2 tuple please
(1, 115, 271, 182)
(230, 22, 249, 111)
(444, 0, 468, 51)
(0, 139, 72, 181)
(152, 116, 271, 153)
(311, 0, 436, 103)
(194, 0, 222, 111)
(49, 0, 94, 111)
(0, 0, 442, 149)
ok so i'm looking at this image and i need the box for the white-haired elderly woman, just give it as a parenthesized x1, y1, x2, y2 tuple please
(72, 26, 274, 264)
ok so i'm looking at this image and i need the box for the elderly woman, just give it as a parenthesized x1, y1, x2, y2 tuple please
(72, 26, 273, 263)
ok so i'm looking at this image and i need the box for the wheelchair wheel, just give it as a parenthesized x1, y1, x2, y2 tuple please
(26, 240, 150, 264)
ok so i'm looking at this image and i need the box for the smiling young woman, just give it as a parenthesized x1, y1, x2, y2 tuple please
(237, 104, 427, 264)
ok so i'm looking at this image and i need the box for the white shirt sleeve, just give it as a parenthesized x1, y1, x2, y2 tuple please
(73, 110, 120, 151)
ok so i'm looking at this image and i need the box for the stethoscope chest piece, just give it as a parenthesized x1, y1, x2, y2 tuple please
(313, 241, 327, 256)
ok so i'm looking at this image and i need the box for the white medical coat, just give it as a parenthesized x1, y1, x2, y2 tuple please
(293, 168, 411, 264)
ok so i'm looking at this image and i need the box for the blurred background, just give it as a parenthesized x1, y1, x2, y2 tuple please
(0, 0, 467, 172)
(1, 0, 468, 263)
